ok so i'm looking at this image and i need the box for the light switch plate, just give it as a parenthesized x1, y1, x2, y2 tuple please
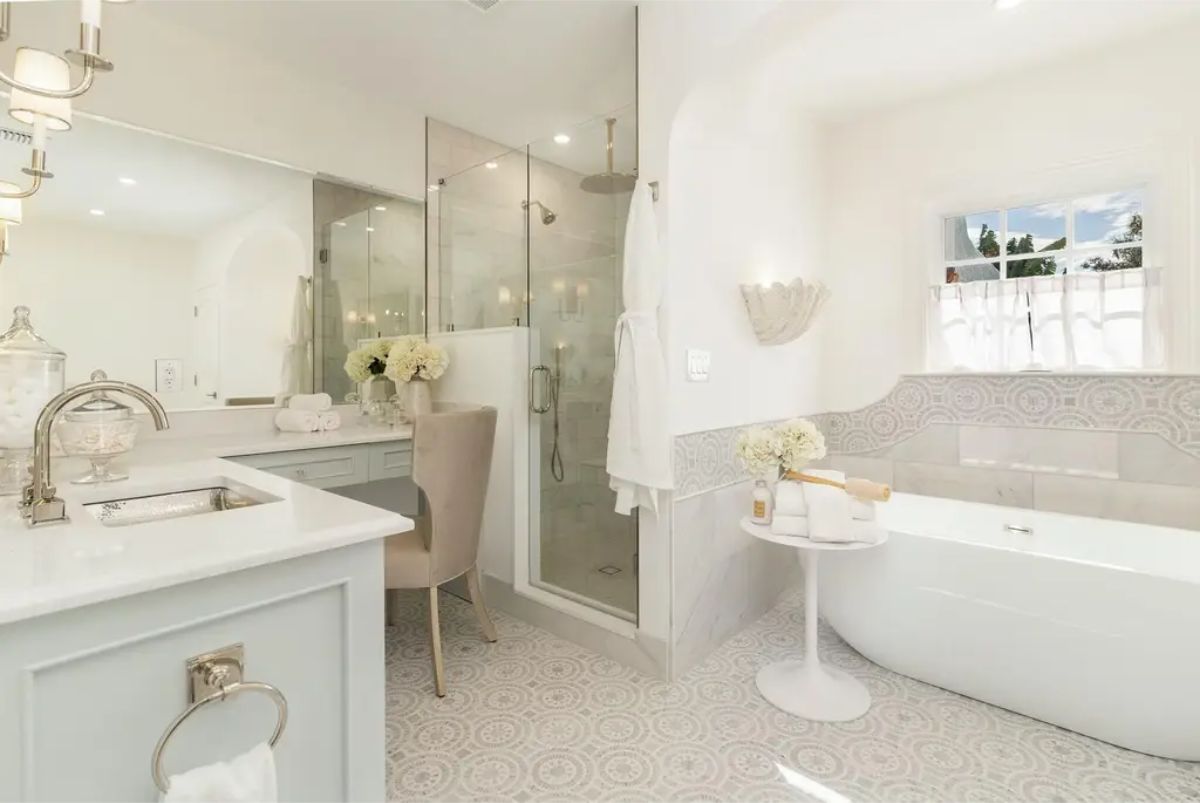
(156, 358, 183, 393)
(686, 349, 711, 382)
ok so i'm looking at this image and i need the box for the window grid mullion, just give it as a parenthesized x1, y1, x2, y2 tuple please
(1000, 209, 1008, 280)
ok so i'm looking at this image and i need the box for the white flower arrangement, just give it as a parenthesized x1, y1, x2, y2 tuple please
(344, 339, 395, 383)
(735, 417, 827, 478)
(735, 427, 781, 479)
(384, 336, 449, 383)
(775, 417, 827, 473)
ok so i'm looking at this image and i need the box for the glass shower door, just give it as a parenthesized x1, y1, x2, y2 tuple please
(527, 111, 638, 622)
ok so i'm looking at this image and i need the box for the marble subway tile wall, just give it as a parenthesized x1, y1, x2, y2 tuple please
(675, 374, 1200, 530)
(672, 482, 801, 676)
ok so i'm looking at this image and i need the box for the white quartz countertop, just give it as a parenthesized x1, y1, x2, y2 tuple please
(125, 419, 414, 466)
(0, 420, 416, 626)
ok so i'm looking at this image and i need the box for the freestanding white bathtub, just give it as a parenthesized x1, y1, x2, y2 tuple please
(820, 492, 1200, 761)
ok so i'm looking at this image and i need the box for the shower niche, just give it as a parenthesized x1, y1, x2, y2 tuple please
(429, 111, 639, 623)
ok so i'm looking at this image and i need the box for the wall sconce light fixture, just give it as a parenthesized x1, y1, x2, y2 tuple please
(739, 277, 831, 346)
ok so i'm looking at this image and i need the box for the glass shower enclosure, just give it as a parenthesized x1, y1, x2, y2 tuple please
(431, 109, 638, 623)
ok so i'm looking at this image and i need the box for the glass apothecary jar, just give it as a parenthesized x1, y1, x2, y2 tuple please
(55, 370, 140, 484)
(0, 306, 65, 495)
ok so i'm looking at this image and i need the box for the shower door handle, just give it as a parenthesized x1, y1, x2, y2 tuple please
(531, 365, 552, 413)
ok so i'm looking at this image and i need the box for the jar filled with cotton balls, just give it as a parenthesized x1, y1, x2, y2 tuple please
(0, 306, 65, 495)
(54, 370, 140, 484)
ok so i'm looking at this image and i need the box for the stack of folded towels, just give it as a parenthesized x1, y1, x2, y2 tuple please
(274, 393, 341, 433)
(770, 468, 885, 545)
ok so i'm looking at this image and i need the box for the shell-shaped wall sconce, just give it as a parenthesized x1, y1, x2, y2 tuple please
(739, 278, 831, 346)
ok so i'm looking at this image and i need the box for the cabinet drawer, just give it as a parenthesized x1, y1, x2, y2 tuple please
(229, 446, 369, 489)
(368, 442, 413, 481)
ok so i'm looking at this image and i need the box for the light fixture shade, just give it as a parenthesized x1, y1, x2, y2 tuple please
(0, 183, 23, 225)
(9, 48, 73, 131)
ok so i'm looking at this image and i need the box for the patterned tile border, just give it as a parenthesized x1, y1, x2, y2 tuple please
(673, 373, 1200, 498)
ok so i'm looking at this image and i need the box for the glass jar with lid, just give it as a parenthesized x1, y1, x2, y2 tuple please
(0, 306, 66, 494)
(54, 369, 140, 484)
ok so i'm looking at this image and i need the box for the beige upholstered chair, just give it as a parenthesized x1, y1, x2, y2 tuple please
(384, 406, 498, 697)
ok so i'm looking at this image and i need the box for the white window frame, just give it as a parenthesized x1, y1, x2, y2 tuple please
(942, 188, 1147, 282)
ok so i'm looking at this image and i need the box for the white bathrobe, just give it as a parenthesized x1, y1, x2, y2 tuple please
(277, 275, 312, 403)
(606, 181, 673, 515)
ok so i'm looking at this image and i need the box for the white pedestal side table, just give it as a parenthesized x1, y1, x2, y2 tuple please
(740, 516, 888, 722)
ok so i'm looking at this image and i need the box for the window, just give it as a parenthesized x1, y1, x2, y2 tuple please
(928, 188, 1162, 373)
(942, 189, 1144, 283)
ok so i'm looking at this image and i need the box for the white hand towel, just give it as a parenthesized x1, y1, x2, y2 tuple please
(317, 410, 341, 431)
(774, 480, 808, 517)
(162, 742, 277, 803)
(287, 393, 332, 412)
(842, 518, 886, 545)
(849, 498, 875, 522)
(274, 409, 319, 433)
(804, 469, 852, 542)
(770, 513, 809, 537)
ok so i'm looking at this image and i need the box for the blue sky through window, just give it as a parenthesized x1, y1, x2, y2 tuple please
(1075, 190, 1143, 247)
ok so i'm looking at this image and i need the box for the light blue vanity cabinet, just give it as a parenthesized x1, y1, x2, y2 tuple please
(227, 441, 419, 514)
(0, 540, 385, 802)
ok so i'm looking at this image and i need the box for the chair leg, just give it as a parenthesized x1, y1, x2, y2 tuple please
(466, 565, 498, 643)
(428, 587, 446, 698)
(385, 589, 397, 627)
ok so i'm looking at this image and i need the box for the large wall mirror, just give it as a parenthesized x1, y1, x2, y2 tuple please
(0, 114, 423, 410)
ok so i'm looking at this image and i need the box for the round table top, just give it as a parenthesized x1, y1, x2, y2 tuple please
(739, 517, 888, 551)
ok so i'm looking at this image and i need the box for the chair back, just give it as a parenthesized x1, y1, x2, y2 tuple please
(413, 406, 498, 584)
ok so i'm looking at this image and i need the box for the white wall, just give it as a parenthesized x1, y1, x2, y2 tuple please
(0, 219, 205, 406)
(821, 20, 1200, 411)
(428, 328, 529, 587)
(193, 178, 314, 403)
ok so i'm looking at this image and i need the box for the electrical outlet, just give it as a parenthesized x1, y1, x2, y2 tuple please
(686, 349, 710, 382)
(156, 358, 183, 393)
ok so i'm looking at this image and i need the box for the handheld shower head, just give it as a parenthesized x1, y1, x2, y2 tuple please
(522, 199, 557, 225)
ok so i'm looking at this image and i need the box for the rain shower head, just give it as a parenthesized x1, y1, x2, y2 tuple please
(522, 199, 557, 225)
(580, 117, 636, 195)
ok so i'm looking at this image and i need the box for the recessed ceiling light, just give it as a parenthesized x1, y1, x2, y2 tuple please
(994, 0, 1026, 9)
(553, 133, 571, 145)
(374, 205, 387, 211)
(118, 177, 136, 186)
(366, 226, 375, 232)
(89, 209, 105, 216)
(427, 184, 439, 193)
(333, 221, 347, 227)
(485, 161, 498, 170)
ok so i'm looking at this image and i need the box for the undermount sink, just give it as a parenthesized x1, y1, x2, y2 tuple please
(83, 486, 278, 527)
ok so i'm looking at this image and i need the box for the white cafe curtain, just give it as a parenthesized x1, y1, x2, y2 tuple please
(606, 180, 673, 515)
(926, 267, 1164, 372)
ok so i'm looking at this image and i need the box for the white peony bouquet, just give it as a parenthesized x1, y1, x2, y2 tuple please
(344, 339, 395, 383)
(735, 417, 826, 478)
(384, 336, 449, 383)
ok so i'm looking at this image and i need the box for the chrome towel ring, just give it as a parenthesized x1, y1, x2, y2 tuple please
(151, 644, 288, 794)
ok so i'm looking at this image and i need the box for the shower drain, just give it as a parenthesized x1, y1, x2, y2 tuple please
(597, 565, 622, 576)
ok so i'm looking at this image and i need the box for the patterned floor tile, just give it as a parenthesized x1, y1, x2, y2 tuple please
(386, 589, 1200, 802)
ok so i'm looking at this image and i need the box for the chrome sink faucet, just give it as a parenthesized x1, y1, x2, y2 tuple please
(21, 378, 170, 527)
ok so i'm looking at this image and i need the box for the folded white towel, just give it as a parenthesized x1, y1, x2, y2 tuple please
(804, 468, 852, 542)
(274, 409, 319, 433)
(841, 518, 886, 545)
(287, 393, 332, 412)
(317, 410, 341, 431)
(849, 498, 875, 522)
(774, 480, 808, 517)
(162, 742, 277, 803)
(770, 513, 809, 537)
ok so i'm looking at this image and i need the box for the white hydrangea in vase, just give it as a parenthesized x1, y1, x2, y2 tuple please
(344, 339, 396, 403)
(384, 336, 449, 419)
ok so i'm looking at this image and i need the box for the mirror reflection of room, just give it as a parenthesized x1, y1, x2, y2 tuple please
(0, 114, 315, 409)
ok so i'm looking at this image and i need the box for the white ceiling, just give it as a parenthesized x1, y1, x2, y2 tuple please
(0, 114, 309, 238)
(138, 0, 637, 157)
(752, 0, 1200, 122)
